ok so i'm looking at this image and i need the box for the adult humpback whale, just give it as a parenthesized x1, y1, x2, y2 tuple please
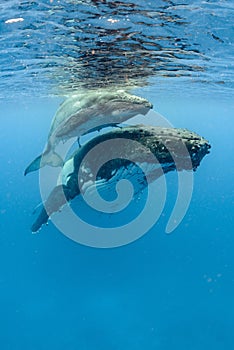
(31, 125, 211, 232)
(24, 90, 153, 175)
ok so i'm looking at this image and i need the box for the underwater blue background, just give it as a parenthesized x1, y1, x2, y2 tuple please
(1, 0, 234, 348)
(1, 92, 233, 350)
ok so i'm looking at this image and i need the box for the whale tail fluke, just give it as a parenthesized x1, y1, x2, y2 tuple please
(24, 151, 64, 176)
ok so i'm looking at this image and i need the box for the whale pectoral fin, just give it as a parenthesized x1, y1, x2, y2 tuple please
(24, 152, 64, 176)
(81, 123, 120, 136)
(31, 207, 49, 233)
(32, 201, 44, 215)
(24, 154, 43, 176)
(31, 184, 71, 233)
(47, 152, 64, 167)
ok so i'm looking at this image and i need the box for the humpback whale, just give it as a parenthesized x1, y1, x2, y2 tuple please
(24, 91, 153, 175)
(31, 125, 211, 232)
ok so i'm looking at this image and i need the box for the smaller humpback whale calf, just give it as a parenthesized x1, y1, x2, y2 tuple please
(24, 90, 153, 176)
(31, 125, 211, 233)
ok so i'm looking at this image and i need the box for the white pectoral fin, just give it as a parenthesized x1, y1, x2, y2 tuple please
(48, 152, 64, 167)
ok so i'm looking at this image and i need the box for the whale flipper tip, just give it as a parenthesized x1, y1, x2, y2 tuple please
(24, 154, 43, 176)
(24, 152, 63, 176)
(31, 207, 49, 233)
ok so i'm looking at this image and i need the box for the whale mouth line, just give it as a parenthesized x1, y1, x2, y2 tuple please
(110, 98, 152, 106)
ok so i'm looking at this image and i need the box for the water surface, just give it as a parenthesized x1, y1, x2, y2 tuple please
(0, 1, 234, 349)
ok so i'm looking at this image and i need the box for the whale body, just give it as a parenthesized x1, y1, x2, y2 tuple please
(24, 91, 153, 176)
(31, 124, 211, 232)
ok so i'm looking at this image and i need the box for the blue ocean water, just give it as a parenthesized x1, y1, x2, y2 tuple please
(1, 1, 234, 349)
